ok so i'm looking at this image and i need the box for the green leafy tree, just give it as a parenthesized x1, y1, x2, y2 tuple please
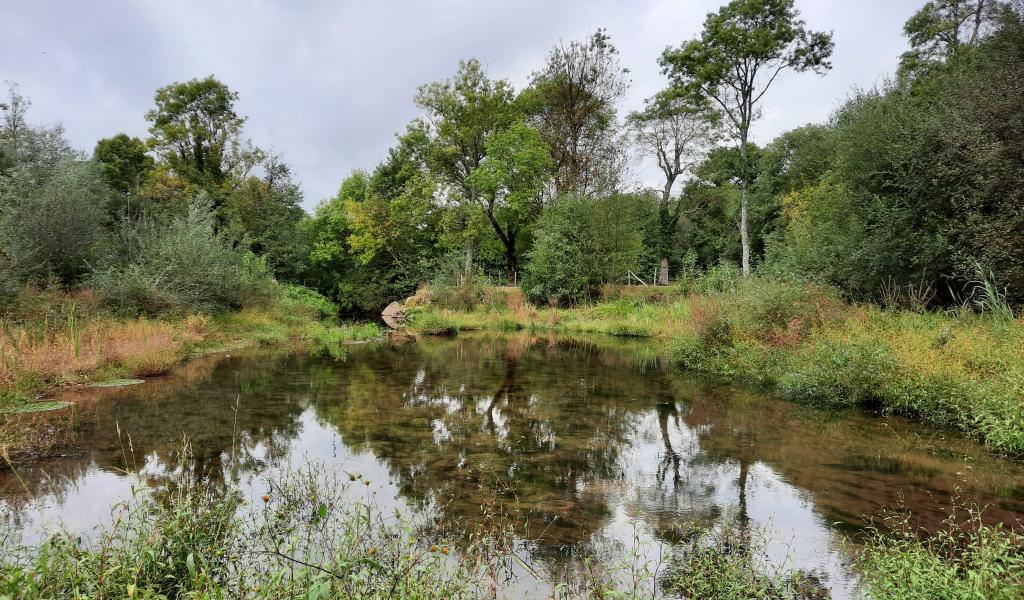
(0, 84, 74, 179)
(900, 0, 1009, 74)
(415, 60, 516, 201)
(0, 160, 111, 285)
(628, 92, 718, 283)
(93, 133, 154, 211)
(465, 121, 552, 280)
(309, 125, 442, 315)
(524, 194, 655, 303)
(524, 29, 629, 196)
(661, 0, 834, 275)
(415, 60, 517, 274)
(145, 76, 247, 191)
(222, 155, 310, 282)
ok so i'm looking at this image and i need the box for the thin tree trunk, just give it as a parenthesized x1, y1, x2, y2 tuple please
(739, 135, 751, 277)
(463, 239, 474, 285)
(658, 180, 674, 285)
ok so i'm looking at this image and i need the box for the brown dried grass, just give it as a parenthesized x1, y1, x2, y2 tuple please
(0, 317, 199, 388)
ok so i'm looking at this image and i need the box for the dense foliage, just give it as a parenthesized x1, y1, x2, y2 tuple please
(1, 0, 1022, 313)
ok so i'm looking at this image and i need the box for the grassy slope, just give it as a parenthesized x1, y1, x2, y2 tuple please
(406, 281, 1024, 457)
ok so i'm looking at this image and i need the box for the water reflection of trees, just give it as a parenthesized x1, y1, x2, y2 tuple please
(313, 334, 683, 553)
(0, 352, 311, 513)
(670, 376, 1024, 533)
(4, 333, 1022, 567)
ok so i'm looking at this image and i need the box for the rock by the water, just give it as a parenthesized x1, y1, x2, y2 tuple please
(382, 301, 406, 329)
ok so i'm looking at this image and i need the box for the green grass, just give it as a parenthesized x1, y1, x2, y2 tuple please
(855, 502, 1024, 599)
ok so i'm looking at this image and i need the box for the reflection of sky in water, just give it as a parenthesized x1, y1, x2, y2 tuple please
(3, 335, 1024, 598)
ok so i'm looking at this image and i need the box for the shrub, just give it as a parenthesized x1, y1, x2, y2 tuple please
(779, 339, 898, 407)
(282, 284, 338, 320)
(734, 278, 841, 346)
(90, 196, 275, 315)
(694, 261, 742, 294)
(0, 159, 110, 285)
(524, 193, 654, 304)
(407, 310, 458, 336)
(856, 503, 1024, 599)
(428, 253, 488, 311)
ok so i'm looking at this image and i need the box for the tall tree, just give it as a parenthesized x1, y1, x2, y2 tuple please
(145, 76, 246, 190)
(661, 0, 833, 276)
(525, 29, 630, 196)
(465, 121, 552, 280)
(222, 154, 310, 282)
(628, 93, 718, 283)
(94, 133, 154, 197)
(900, 0, 1009, 73)
(0, 84, 74, 179)
(415, 59, 517, 273)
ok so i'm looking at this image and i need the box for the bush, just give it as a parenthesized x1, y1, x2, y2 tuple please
(90, 195, 275, 315)
(694, 261, 743, 294)
(0, 159, 110, 285)
(406, 310, 458, 336)
(733, 278, 841, 346)
(778, 339, 898, 408)
(427, 252, 488, 311)
(856, 503, 1024, 599)
(524, 193, 654, 304)
(282, 284, 338, 320)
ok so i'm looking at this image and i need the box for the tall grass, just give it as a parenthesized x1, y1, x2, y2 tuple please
(855, 501, 1024, 599)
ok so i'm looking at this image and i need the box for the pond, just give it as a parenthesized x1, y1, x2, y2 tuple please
(2, 332, 1023, 597)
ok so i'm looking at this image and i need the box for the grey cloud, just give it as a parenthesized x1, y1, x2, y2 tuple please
(2, 0, 919, 210)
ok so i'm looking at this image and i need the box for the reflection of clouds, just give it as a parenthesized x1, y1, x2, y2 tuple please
(4, 336, 1024, 599)
(431, 418, 451, 444)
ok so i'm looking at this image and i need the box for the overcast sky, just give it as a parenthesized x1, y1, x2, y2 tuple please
(2, 1, 920, 211)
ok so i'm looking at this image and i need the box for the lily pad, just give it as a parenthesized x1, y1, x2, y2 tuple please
(5, 400, 73, 414)
(90, 378, 145, 388)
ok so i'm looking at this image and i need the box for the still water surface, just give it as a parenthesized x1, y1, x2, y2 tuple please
(2, 333, 1023, 597)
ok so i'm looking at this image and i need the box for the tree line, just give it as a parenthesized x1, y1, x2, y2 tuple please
(1, 0, 1021, 317)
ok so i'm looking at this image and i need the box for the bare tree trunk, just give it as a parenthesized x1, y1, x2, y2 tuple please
(463, 239, 474, 285)
(739, 135, 751, 277)
(658, 180, 674, 285)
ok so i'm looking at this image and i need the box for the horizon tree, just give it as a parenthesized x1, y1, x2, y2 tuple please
(415, 59, 518, 274)
(524, 29, 630, 196)
(146, 76, 249, 193)
(628, 92, 718, 284)
(660, 0, 833, 276)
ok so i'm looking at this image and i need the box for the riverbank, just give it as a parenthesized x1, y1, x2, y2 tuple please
(405, 278, 1024, 457)
(0, 284, 381, 461)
